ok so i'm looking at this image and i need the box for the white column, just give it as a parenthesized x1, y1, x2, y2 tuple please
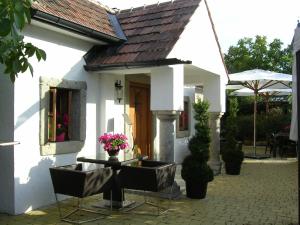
(150, 65, 184, 161)
(151, 65, 184, 111)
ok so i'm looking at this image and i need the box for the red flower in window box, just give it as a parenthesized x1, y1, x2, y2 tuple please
(56, 123, 66, 142)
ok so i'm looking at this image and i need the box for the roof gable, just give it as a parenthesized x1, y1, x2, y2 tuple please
(85, 0, 201, 67)
(167, 0, 227, 77)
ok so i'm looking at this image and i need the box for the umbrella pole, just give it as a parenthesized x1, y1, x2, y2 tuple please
(254, 92, 257, 156)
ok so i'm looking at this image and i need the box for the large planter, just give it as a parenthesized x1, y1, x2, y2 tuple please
(224, 162, 242, 175)
(185, 181, 208, 199)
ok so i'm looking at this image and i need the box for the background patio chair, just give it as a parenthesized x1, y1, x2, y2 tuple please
(118, 160, 176, 215)
(49, 163, 112, 224)
(265, 133, 275, 155)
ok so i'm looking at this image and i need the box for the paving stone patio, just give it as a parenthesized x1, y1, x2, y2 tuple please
(0, 156, 298, 225)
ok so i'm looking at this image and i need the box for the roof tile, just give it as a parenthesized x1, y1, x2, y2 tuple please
(86, 0, 201, 66)
(32, 0, 117, 38)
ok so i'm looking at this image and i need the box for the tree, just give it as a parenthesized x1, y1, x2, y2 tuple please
(0, 0, 46, 82)
(225, 35, 292, 74)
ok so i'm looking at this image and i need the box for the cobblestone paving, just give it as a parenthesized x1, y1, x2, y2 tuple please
(0, 159, 298, 225)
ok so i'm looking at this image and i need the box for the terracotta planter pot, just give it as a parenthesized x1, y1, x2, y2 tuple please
(185, 181, 208, 199)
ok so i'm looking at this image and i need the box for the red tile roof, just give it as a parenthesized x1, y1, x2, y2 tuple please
(32, 0, 118, 39)
(85, 0, 201, 67)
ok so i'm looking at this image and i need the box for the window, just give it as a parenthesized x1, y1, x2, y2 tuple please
(48, 88, 72, 142)
(40, 77, 86, 155)
(176, 97, 190, 138)
(179, 100, 189, 131)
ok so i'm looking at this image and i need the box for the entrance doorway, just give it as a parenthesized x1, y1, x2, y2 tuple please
(129, 82, 152, 158)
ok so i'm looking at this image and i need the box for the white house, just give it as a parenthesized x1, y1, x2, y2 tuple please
(290, 22, 300, 142)
(0, 0, 227, 215)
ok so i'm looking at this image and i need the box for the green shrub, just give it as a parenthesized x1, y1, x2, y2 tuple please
(181, 100, 214, 183)
(181, 155, 213, 182)
(222, 98, 244, 164)
(236, 107, 291, 143)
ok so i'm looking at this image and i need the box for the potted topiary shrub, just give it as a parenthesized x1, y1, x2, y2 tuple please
(181, 100, 214, 199)
(222, 98, 244, 175)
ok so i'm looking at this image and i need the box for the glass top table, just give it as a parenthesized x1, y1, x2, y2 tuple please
(77, 155, 148, 209)
(77, 155, 148, 167)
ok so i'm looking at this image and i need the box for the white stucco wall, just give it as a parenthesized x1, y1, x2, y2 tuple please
(9, 23, 105, 214)
(168, 1, 227, 113)
(98, 74, 126, 161)
(151, 65, 184, 111)
(168, 1, 226, 77)
(0, 68, 15, 214)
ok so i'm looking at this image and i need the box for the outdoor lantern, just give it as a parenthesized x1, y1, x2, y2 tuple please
(115, 80, 123, 103)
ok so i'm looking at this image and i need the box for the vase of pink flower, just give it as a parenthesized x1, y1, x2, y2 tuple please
(98, 133, 129, 159)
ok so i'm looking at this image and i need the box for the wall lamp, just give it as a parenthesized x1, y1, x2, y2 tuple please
(115, 80, 123, 103)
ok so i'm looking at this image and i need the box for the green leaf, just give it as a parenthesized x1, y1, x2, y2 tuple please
(20, 58, 29, 72)
(25, 44, 35, 57)
(15, 1, 24, 12)
(35, 48, 42, 61)
(39, 49, 46, 60)
(12, 60, 21, 73)
(14, 11, 25, 30)
(23, 0, 32, 8)
(24, 9, 31, 23)
(10, 73, 16, 83)
(1, 0, 46, 82)
(28, 63, 33, 76)
(0, 19, 11, 36)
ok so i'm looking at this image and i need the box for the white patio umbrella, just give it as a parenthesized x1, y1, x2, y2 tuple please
(231, 87, 292, 113)
(229, 69, 292, 157)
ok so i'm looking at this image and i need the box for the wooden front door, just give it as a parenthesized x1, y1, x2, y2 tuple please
(129, 82, 152, 158)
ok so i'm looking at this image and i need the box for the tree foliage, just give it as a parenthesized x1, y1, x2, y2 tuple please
(0, 0, 46, 82)
(225, 35, 292, 74)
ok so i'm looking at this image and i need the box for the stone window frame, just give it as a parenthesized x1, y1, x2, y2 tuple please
(176, 96, 191, 138)
(39, 77, 86, 156)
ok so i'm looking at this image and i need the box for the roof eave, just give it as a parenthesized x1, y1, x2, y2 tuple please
(84, 58, 192, 71)
(31, 9, 125, 44)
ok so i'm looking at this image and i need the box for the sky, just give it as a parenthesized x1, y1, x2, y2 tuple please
(98, 0, 300, 53)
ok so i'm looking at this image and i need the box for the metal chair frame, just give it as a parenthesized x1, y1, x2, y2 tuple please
(49, 163, 113, 224)
(119, 160, 176, 216)
(54, 192, 112, 224)
(121, 184, 174, 216)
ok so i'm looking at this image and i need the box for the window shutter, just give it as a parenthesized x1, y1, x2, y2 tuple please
(49, 88, 57, 142)
(68, 90, 72, 139)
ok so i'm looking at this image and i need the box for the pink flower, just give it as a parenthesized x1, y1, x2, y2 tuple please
(98, 133, 129, 152)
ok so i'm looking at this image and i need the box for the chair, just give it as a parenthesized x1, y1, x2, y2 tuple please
(118, 160, 176, 215)
(265, 133, 275, 155)
(49, 163, 113, 224)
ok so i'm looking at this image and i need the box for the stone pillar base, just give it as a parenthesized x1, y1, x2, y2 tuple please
(154, 111, 178, 162)
(208, 112, 224, 175)
(208, 160, 222, 175)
